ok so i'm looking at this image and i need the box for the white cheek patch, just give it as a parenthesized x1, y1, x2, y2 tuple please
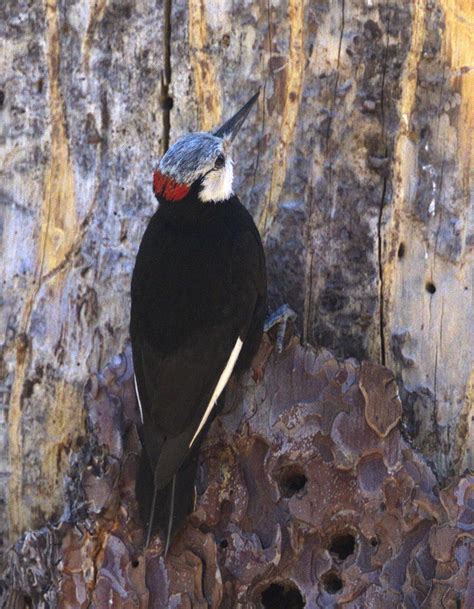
(199, 159, 234, 203)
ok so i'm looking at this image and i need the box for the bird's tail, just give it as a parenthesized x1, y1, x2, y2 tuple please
(135, 448, 200, 553)
(163, 474, 176, 554)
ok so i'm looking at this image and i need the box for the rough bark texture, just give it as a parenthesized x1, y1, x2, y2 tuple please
(1, 342, 473, 608)
(0, 0, 472, 581)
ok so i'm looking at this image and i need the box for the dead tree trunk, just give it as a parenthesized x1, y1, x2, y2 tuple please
(0, 0, 472, 604)
(2, 344, 473, 607)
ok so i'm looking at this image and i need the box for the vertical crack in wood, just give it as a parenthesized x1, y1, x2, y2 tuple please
(303, 184, 315, 344)
(377, 178, 388, 366)
(430, 62, 448, 457)
(161, 0, 172, 154)
(432, 297, 444, 452)
(377, 1, 392, 367)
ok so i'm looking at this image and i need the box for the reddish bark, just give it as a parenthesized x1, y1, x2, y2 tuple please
(2, 341, 473, 608)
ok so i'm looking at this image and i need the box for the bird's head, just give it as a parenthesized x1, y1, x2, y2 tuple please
(153, 91, 259, 204)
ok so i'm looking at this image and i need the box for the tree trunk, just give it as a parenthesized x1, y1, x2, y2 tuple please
(0, 0, 472, 598)
(2, 343, 473, 608)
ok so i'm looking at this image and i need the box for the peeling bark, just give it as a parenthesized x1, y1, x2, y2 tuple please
(1, 343, 473, 608)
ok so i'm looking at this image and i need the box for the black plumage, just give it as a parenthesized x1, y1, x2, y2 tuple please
(130, 180, 266, 548)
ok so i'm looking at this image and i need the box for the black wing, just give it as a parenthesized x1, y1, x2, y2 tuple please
(132, 322, 240, 485)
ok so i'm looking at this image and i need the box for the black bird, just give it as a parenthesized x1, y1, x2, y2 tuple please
(130, 92, 266, 552)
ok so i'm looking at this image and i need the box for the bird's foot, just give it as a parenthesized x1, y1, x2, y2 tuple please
(264, 304, 297, 354)
(251, 305, 297, 382)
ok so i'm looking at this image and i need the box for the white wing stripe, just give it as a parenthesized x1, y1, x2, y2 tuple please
(189, 337, 243, 448)
(134, 373, 145, 424)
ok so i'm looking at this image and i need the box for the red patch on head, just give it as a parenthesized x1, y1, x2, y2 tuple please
(153, 170, 190, 201)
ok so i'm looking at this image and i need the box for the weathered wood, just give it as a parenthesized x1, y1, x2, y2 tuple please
(1, 0, 165, 546)
(0, 0, 472, 565)
(382, 1, 474, 478)
(1, 343, 473, 608)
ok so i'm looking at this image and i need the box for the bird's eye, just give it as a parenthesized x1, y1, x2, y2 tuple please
(214, 154, 225, 169)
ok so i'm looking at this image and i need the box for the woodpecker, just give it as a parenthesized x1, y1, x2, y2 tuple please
(130, 92, 266, 552)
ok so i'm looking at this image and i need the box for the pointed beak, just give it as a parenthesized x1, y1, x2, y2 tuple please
(213, 90, 260, 142)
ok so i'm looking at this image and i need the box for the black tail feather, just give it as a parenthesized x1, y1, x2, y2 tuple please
(135, 396, 226, 550)
(164, 474, 176, 555)
(136, 447, 201, 551)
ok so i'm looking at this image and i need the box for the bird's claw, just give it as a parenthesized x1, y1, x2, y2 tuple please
(251, 305, 297, 382)
(264, 304, 297, 354)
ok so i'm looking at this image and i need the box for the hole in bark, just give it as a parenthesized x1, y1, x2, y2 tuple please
(329, 533, 356, 560)
(0, 90, 4, 109)
(426, 282, 436, 294)
(277, 465, 307, 498)
(19, 595, 32, 608)
(370, 536, 379, 547)
(131, 559, 139, 568)
(160, 96, 173, 111)
(220, 539, 228, 549)
(222, 33, 231, 47)
(261, 581, 305, 609)
(321, 572, 343, 594)
(220, 499, 233, 518)
(397, 242, 405, 258)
